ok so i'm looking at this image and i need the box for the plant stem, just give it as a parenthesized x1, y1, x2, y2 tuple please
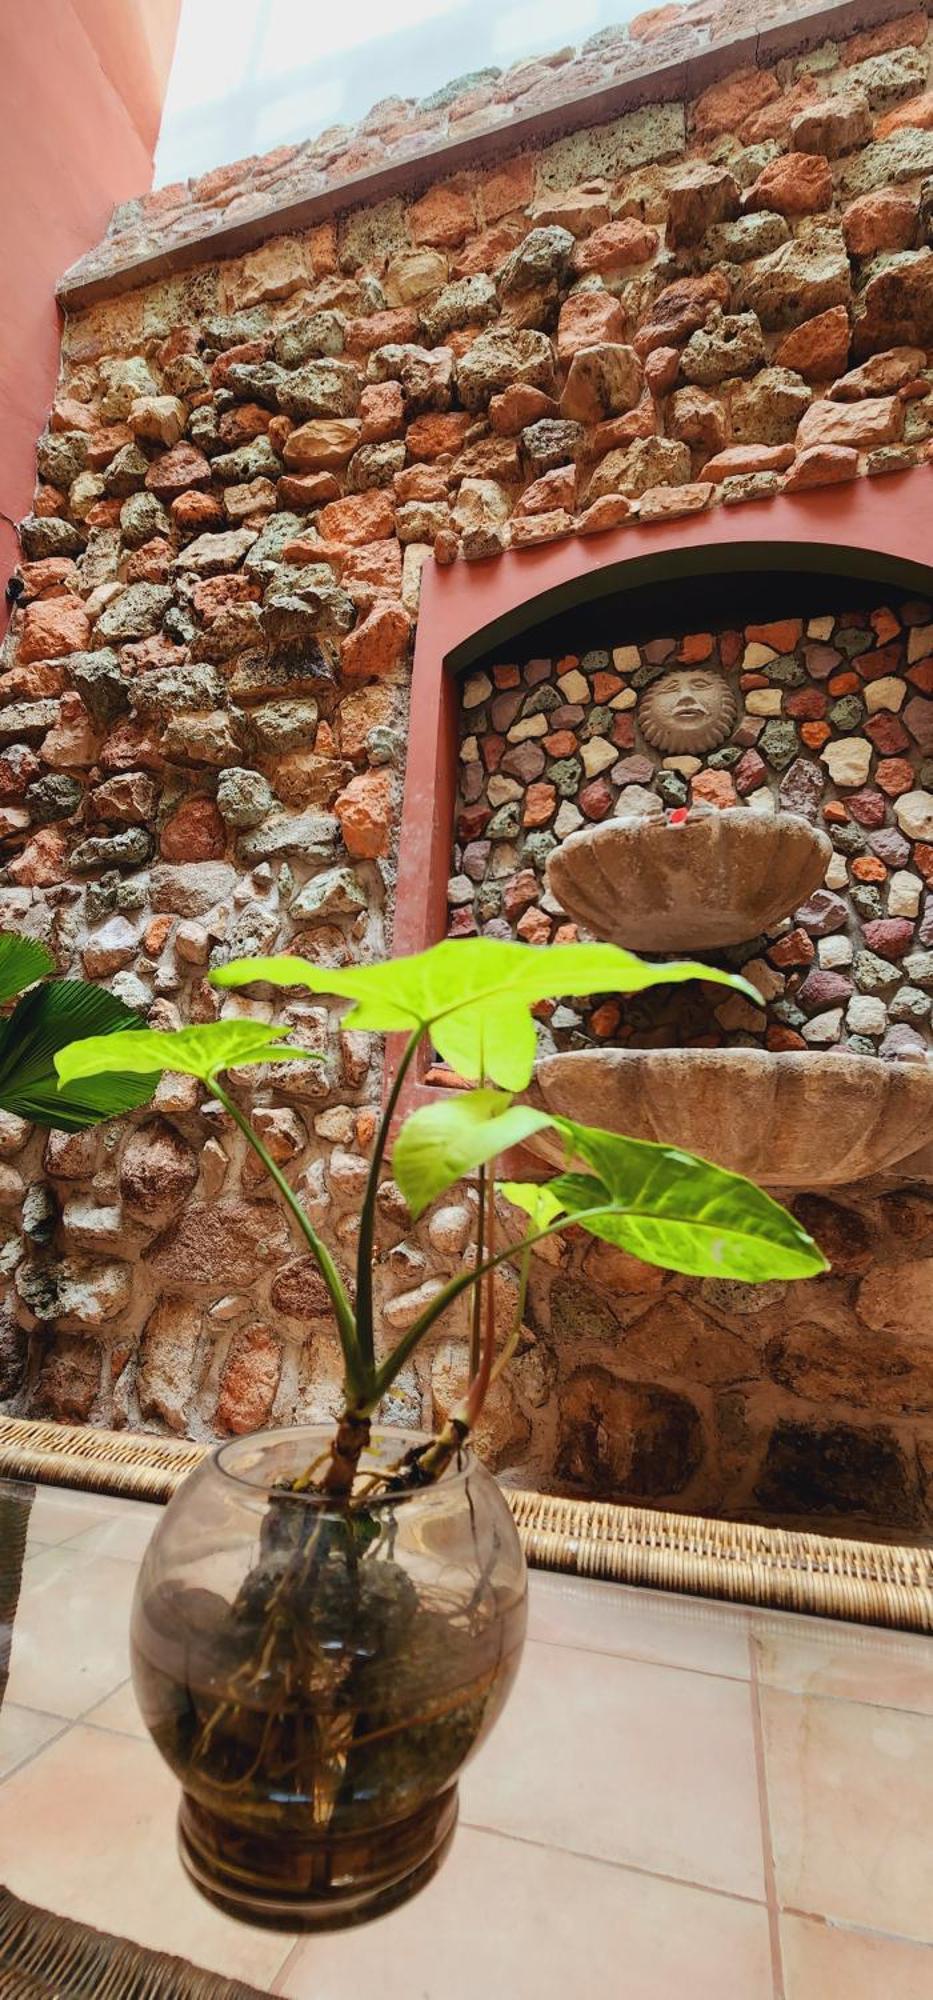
(468, 1053, 489, 1380)
(209, 1079, 367, 1401)
(320, 1410, 372, 1498)
(354, 1026, 422, 1377)
(367, 1206, 610, 1406)
(469, 1161, 485, 1380)
(466, 1156, 497, 1430)
(395, 1248, 532, 1494)
(489, 1238, 531, 1391)
(405, 1236, 535, 1489)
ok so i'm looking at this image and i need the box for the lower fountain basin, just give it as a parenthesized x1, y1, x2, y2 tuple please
(528, 1047, 933, 1188)
(545, 807, 831, 952)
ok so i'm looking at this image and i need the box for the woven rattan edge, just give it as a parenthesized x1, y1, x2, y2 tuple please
(1, 1413, 931, 1633)
(0, 1884, 273, 1999)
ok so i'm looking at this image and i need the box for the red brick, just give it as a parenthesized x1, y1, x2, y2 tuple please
(694, 67, 781, 139)
(340, 602, 410, 681)
(743, 153, 832, 219)
(861, 918, 915, 959)
(578, 777, 614, 820)
(774, 308, 850, 383)
(19, 595, 90, 663)
(334, 770, 393, 857)
(160, 799, 227, 862)
(875, 757, 915, 797)
(406, 412, 473, 461)
(768, 928, 815, 968)
(359, 381, 404, 443)
(573, 219, 658, 274)
(409, 180, 475, 247)
(317, 491, 395, 546)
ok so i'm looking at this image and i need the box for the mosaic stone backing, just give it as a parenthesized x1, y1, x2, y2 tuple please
(449, 597, 933, 1058)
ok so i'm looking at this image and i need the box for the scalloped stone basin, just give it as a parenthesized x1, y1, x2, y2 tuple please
(527, 1047, 933, 1188)
(545, 808, 832, 952)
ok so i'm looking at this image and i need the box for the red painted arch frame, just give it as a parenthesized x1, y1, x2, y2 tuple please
(388, 466, 933, 1116)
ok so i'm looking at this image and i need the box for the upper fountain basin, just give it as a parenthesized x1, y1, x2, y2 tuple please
(545, 806, 832, 953)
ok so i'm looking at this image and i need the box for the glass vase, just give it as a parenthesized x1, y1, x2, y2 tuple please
(131, 1425, 527, 1931)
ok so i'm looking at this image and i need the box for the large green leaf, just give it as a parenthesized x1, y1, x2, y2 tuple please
(393, 1089, 551, 1219)
(0, 933, 55, 1007)
(0, 982, 156, 1130)
(55, 1019, 311, 1093)
(499, 1182, 567, 1233)
(501, 1118, 827, 1282)
(211, 939, 761, 1090)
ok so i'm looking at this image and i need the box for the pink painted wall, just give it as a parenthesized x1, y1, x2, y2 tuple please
(0, 0, 180, 603)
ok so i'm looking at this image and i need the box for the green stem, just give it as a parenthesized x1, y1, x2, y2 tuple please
(468, 1049, 488, 1381)
(209, 1079, 366, 1401)
(469, 1161, 486, 1380)
(366, 1216, 559, 1407)
(399, 1237, 534, 1490)
(368, 1200, 649, 1408)
(466, 1152, 497, 1426)
(488, 1238, 531, 1393)
(354, 1026, 422, 1377)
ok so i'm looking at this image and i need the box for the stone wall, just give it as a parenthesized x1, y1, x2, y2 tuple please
(2, 0, 933, 1534)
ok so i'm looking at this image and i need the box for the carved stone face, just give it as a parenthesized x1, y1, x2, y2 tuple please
(637, 668, 738, 755)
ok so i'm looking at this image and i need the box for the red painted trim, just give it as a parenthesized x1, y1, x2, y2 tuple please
(385, 467, 933, 1124)
(420, 467, 933, 675)
(386, 632, 459, 1099)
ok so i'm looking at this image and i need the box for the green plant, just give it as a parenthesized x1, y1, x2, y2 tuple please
(55, 936, 827, 1494)
(0, 933, 155, 1129)
(52, 932, 827, 1908)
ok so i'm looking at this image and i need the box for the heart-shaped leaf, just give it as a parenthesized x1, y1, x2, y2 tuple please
(393, 1088, 551, 1219)
(55, 1019, 310, 1093)
(502, 1118, 827, 1282)
(211, 939, 761, 1090)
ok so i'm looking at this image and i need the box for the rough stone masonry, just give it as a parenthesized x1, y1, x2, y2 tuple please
(2, 0, 933, 1535)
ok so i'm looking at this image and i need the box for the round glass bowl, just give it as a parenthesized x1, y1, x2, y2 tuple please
(131, 1426, 527, 1930)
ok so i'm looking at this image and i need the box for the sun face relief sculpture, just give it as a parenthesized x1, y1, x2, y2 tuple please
(637, 667, 739, 756)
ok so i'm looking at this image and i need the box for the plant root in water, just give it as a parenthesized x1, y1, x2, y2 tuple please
(134, 1447, 523, 1908)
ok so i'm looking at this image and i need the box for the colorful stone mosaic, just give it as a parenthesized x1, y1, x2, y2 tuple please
(449, 599, 933, 1058)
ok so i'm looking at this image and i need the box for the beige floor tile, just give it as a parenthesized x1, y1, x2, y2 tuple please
(5, 1546, 136, 1719)
(0, 1703, 65, 1780)
(460, 1637, 765, 1900)
(762, 1687, 933, 1943)
(274, 1825, 774, 2000)
(24, 1486, 130, 1548)
(782, 1914, 933, 1998)
(527, 1572, 751, 1678)
(83, 1677, 148, 1739)
(752, 1614, 933, 1716)
(0, 1723, 295, 1987)
(62, 1502, 162, 1563)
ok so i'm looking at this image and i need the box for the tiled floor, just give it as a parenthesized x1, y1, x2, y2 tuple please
(1, 1479, 932, 1999)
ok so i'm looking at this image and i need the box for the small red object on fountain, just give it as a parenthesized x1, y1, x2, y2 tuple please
(668, 807, 689, 823)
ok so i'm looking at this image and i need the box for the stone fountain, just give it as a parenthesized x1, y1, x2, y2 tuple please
(529, 668, 933, 1190)
(529, 1042, 933, 1189)
(547, 802, 832, 954)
